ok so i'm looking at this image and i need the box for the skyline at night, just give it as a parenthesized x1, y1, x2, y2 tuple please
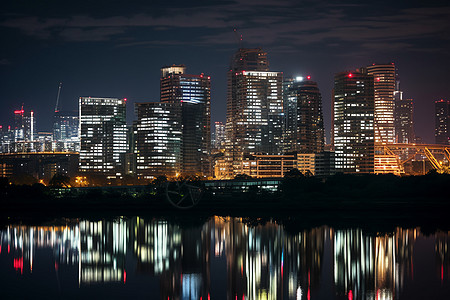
(1, 0, 450, 143)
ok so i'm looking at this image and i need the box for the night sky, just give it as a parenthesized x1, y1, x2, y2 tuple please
(1, 0, 449, 143)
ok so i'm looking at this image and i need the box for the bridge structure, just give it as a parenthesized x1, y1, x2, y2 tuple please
(375, 143, 450, 173)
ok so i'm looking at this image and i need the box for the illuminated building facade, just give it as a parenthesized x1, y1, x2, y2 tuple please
(160, 65, 211, 177)
(225, 48, 283, 178)
(395, 98, 415, 144)
(366, 63, 396, 144)
(212, 121, 225, 149)
(435, 99, 450, 145)
(53, 110, 79, 152)
(333, 71, 374, 174)
(374, 154, 403, 175)
(283, 77, 324, 153)
(135, 102, 182, 179)
(13, 106, 36, 143)
(79, 97, 128, 177)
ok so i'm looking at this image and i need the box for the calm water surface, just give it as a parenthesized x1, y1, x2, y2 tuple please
(1, 216, 450, 299)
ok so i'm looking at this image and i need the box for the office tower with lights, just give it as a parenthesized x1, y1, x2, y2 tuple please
(135, 102, 182, 179)
(283, 76, 324, 153)
(160, 65, 211, 177)
(225, 48, 283, 177)
(395, 98, 415, 144)
(79, 97, 128, 177)
(366, 63, 396, 144)
(333, 71, 375, 173)
(53, 110, 79, 151)
(435, 99, 450, 145)
(213, 121, 225, 149)
(13, 106, 36, 142)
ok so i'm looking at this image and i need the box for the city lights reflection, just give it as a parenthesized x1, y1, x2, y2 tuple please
(0, 217, 449, 299)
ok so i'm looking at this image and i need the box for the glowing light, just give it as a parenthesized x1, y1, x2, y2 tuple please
(14, 258, 23, 274)
(124, 270, 127, 283)
(348, 73, 353, 78)
(296, 76, 304, 82)
(14, 110, 24, 114)
(348, 290, 353, 300)
(307, 75, 311, 80)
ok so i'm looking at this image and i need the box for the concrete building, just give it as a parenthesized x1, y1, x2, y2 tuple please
(283, 77, 324, 154)
(395, 98, 415, 144)
(134, 102, 182, 179)
(225, 48, 283, 178)
(333, 71, 375, 174)
(160, 65, 211, 177)
(78, 97, 128, 178)
(53, 110, 79, 152)
(435, 99, 449, 145)
(366, 63, 396, 144)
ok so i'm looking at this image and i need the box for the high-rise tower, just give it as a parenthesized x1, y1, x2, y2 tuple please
(395, 98, 415, 144)
(225, 48, 283, 177)
(160, 65, 211, 177)
(13, 106, 36, 143)
(79, 97, 127, 177)
(435, 99, 450, 145)
(366, 63, 396, 144)
(283, 77, 324, 154)
(135, 102, 182, 179)
(333, 71, 375, 174)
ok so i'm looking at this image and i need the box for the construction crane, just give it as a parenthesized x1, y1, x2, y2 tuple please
(54, 82, 62, 113)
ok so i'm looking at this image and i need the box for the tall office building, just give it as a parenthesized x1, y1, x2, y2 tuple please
(13, 106, 36, 142)
(333, 71, 375, 174)
(225, 48, 283, 177)
(283, 76, 324, 153)
(135, 102, 182, 179)
(213, 121, 225, 149)
(160, 65, 211, 177)
(79, 97, 128, 177)
(365, 63, 396, 144)
(435, 99, 450, 145)
(53, 110, 79, 151)
(395, 98, 415, 144)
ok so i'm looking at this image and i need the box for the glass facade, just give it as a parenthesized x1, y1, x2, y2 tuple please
(435, 99, 450, 145)
(135, 102, 182, 179)
(395, 98, 415, 144)
(160, 66, 211, 177)
(79, 97, 127, 177)
(366, 64, 396, 144)
(53, 110, 79, 152)
(283, 78, 324, 154)
(333, 71, 374, 174)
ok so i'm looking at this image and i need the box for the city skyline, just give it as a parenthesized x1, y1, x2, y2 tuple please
(1, 1, 450, 144)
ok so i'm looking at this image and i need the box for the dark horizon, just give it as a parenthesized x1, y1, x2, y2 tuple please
(1, 0, 450, 143)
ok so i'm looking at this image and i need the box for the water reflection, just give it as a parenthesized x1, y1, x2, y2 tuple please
(0, 217, 448, 299)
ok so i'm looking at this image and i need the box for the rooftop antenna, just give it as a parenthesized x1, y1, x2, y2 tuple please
(54, 82, 62, 113)
(233, 28, 243, 48)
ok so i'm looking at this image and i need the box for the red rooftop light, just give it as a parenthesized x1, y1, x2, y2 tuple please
(348, 73, 353, 78)
(307, 75, 311, 80)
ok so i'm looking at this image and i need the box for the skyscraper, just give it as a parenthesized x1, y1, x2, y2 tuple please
(366, 63, 396, 144)
(13, 106, 36, 143)
(333, 71, 375, 174)
(395, 98, 415, 144)
(160, 65, 211, 177)
(225, 48, 283, 177)
(135, 102, 182, 179)
(53, 110, 79, 151)
(213, 121, 225, 149)
(283, 76, 324, 154)
(435, 99, 450, 145)
(79, 97, 127, 177)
